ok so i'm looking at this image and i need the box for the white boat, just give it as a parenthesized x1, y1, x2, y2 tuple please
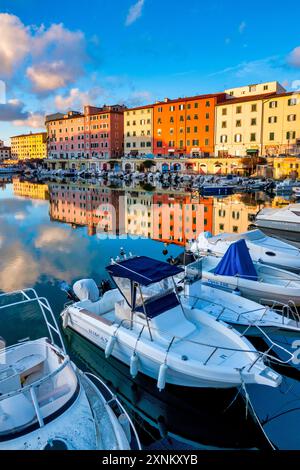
(62, 255, 284, 390)
(192, 240, 300, 306)
(190, 229, 300, 272)
(293, 187, 300, 198)
(175, 260, 300, 336)
(275, 179, 297, 194)
(256, 204, 300, 234)
(0, 289, 140, 450)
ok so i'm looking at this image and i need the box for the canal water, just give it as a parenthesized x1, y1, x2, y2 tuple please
(0, 177, 299, 449)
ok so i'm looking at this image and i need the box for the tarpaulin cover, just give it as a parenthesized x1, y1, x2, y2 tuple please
(214, 239, 258, 281)
(106, 256, 183, 286)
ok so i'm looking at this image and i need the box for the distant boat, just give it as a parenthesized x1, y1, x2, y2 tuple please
(0, 166, 21, 174)
(256, 204, 300, 234)
(190, 229, 300, 272)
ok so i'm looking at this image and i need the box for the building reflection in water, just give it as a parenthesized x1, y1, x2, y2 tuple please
(12, 178, 292, 242)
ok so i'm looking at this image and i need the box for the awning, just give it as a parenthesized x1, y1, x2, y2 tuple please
(106, 256, 183, 286)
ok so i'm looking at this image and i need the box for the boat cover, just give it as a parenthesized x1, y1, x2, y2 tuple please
(106, 256, 183, 286)
(214, 239, 258, 281)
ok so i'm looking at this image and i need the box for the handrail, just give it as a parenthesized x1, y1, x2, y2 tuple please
(0, 343, 70, 402)
(83, 372, 142, 450)
(68, 303, 294, 369)
(0, 289, 66, 354)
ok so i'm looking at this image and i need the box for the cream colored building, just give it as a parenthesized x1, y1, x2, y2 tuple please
(224, 81, 285, 98)
(124, 105, 153, 156)
(11, 132, 47, 160)
(215, 94, 267, 157)
(262, 92, 300, 156)
(212, 195, 260, 235)
(124, 191, 153, 237)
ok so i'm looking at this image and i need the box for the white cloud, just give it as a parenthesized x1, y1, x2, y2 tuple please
(238, 21, 246, 33)
(13, 112, 45, 129)
(288, 46, 300, 68)
(125, 90, 152, 107)
(125, 0, 145, 26)
(54, 87, 104, 111)
(0, 14, 30, 77)
(27, 61, 75, 93)
(0, 14, 87, 94)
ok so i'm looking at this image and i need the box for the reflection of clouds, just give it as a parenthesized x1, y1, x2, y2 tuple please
(0, 198, 31, 216)
(35, 227, 74, 252)
(0, 242, 39, 291)
(14, 212, 26, 220)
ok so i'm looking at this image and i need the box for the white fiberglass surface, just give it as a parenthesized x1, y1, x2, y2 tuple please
(0, 340, 77, 436)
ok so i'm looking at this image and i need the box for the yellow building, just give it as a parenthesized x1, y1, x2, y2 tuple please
(224, 81, 285, 98)
(263, 92, 300, 156)
(268, 156, 300, 179)
(212, 195, 260, 234)
(11, 132, 47, 160)
(215, 93, 272, 157)
(124, 105, 153, 156)
(13, 178, 49, 200)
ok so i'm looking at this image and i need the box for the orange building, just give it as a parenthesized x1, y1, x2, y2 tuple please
(152, 193, 213, 245)
(153, 93, 226, 157)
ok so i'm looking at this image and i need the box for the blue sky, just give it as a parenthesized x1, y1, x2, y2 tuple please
(0, 0, 300, 144)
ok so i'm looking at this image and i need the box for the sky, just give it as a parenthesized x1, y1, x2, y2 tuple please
(0, 0, 300, 145)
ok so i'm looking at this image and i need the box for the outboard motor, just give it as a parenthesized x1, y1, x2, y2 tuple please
(60, 281, 79, 302)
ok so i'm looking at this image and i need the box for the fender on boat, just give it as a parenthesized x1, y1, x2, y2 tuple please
(105, 335, 117, 358)
(130, 353, 139, 378)
(157, 363, 168, 391)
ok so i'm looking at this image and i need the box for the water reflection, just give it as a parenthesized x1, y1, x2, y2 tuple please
(0, 177, 298, 449)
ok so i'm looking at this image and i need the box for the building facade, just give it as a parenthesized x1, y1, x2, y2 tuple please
(124, 105, 153, 156)
(11, 132, 47, 160)
(262, 92, 300, 156)
(152, 94, 226, 157)
(46, 105, 125, 164)
(0, 140, 11, 161)
(13, 178, 49, 200)
(224, 81, 285, 98)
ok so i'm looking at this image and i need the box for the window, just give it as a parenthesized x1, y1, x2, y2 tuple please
(219, 224, 224, 231)
(234, 134, 242, 143)
(157, 118, 162, 124)
(205, 101, 210, 107)
(236, 120, 242, 127)
(268, 116, 277, 123)
(236, 106, 242, 113)
(220, 135, 227, 143)
(222, 108, 227, 116)
(269, 132, 275, 141)
(205, 125, 209, 132)
(169, 140, 175, 146)
(263, 85, 269, 90)
(170, 128, 174, 134)
(233, 226, 238, 233)
(249, 85, 256, 92)
(169, 105, 175, 111)
(194, 126, 198, 132)
(250, 133, 256, 142)
(205, 113, 210, 119)
(186, 127, 190, 133)
(269, 101, 277, 108)
(179, 115, 184, 121)
(170, 116, 174, 123)
(205, 138, 209, 146)
(179, 127, 184, 134)
(251, 118, 257, 126)
(179, 104, 184, 110)
(288, 98, 297, 106)
(287, 114, 296, 122)
(194, 114, 198, 120)
(179, 140, 184, 148)
(222, 121, 227, 128)
(192, 139, 199, 145)
(286, 131, 296, 140)
(194, 103, 198, 108)
(157, 106, 163, 112)
(187, 115, 191, 120)
(251, 104, 257, 112)
(157, 141, 163, 148)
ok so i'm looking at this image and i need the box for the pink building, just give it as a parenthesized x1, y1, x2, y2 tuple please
(46, 104, 126, 163)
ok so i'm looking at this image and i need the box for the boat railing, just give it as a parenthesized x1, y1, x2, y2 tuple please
(0, 288, 66, 354)
(83, 372, 142, 450)
(0, 342, 72, 432)
(111, 315, 294, 372)
(260, 298, 300, 326)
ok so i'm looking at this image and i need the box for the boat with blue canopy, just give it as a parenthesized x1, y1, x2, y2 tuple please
(62, 253, 287, 390)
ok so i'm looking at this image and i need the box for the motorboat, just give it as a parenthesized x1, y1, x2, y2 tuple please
(0, 166, 21, 174)
(191, 239, 300, 306)
(190, 230, 300, 272)
(174, 258, 300, 336)
(275, 179, 297, 194)
(61, 255, 284, 390)
(256, 204, 300, 234)
(0, 289, 140, 450)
